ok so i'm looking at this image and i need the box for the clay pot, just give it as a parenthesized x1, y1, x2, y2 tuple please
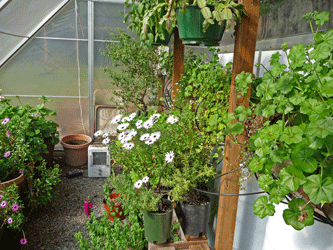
(0, 172, 25, 195)
(41, 137, 55, 165)
(103, 192, 125, 221)
(60, 134, 92, 167)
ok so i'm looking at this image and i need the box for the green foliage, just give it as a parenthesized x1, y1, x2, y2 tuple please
(75, 211, 147, 250)
(102, 29, 172, 111)
(224, 11, 333, 230)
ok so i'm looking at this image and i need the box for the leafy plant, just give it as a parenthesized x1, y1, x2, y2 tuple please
(224, 10, 333, 230)
(102, 29, 172, 112)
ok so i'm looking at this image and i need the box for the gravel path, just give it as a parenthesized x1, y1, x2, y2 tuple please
(18, 155, 115, 250)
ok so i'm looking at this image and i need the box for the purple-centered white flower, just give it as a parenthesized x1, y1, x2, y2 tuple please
(123, 142, 134, 149)
(142, 176, 149, 183)
(102, 133, 109, 138)
(102, 138, 111, 145)
(165, 151, 174, 163)
(111, 114, 123, 124)
(6, 131, 10, 137)
(0, 200, 7, 208)
(94, 130, 103, 138)
(4, 151, 11, 158)
(121, 116, 129, 122)
(12, 204, 19, 211)
(134, 180, 143, 189)
(128, 130, 137, 138)
(145, 138, 154, 145)
(117, 123, 130, 131)
(151, 113, 161, 120)
(150, 131, 161, 141)
(143, 119, 153, 129)
(118, 132, 126, 140)
(1, 118, 9, 125)
(166, 115, 178, 124)
(140, 133, 150, 141)
(128, 112, 137, 121)
(7, 217, 13, 224)
(124, 129, 134, 135)
(136, 120, 143, 129)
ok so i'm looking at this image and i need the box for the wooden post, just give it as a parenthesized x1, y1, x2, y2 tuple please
(214, 1, 260, 250)
(171, 28, 184, 102)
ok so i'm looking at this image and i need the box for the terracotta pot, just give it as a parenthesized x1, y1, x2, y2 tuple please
(0, 172, 25, 195)
(103, 192, 125, 221)
(41, 138, 55, 165)
(60, 134, 92, 167)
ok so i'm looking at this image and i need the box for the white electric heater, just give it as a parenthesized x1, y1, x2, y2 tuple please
(88, 143, 110, 177)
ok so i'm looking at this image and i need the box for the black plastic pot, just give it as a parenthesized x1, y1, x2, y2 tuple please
(180, 198, 210, 237)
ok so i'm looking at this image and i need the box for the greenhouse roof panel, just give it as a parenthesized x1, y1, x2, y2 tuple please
(0, 0, 71, 67)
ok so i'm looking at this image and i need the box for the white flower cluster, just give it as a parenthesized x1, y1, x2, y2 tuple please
(94, 130, 112, 145)
(166, 115, 178, 124)
(134, 176, 149, 189)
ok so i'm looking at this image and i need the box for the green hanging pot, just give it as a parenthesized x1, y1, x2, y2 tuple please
(153, 29, 173, 45)
(177, 5, 226, 46)
(143, 199, 173, 244)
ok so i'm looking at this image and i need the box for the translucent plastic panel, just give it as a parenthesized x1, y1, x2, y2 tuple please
(0, 38, 88, 96)
(0, 0, 68, 65)
(35, 0, 87, 39)
(3, 96, 90, 149)
(94, 2, 129, 40)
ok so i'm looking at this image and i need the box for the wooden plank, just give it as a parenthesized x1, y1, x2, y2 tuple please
(171, 28, 184, 102)
(188, 244, 210, 250)
(149, 240, 209, 250)
(214, 0, 260, 250)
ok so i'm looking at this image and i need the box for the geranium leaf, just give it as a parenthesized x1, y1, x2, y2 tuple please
(305, 120, 331, 138)
(283, 198, 314, 230)
(253, 196, 275, 219)
(269, 183, 290, 204)
(303, 175, 333, 205)
(319, 80, 333, 97)
(280, 126, 303, 144)
(248, 155, 265, 172)
(291, 148, 318, 173)
(279, 165, 306, 192)
(258, 174, 274, 192)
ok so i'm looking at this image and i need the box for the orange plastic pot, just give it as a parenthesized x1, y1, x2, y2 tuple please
(60, 134, 92, 167)
(103, 192, 125, 221)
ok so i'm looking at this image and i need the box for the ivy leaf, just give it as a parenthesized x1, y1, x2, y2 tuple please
(303, 175, 333, 205)
(280, 126, 303, 144)
(291, 148, 318, 173)
(258, 174, 274, 192)
(283, 198, 314, 230)
(279, 165, 306, 192)
(253, 196, 275, 219)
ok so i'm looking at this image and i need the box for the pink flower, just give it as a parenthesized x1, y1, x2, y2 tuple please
(19, 169, 24, 174)
(4, 151, 11, 158)
(1, 118, 9, 125)
(20, 238, 27, 245)
(7, 217, 13, 224)
(12, 204, 19, 211)
(0, 200, 7, 208)
(6, 131, 10, 137)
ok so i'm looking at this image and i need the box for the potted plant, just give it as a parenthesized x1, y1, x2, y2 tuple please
(102, 29, 173, 112)
(141, 0, 246, 46)
(102, 184, 125, 221)
(222, 10, 333, 231)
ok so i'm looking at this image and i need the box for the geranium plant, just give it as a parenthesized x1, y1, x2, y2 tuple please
(223, 10, 333, 230)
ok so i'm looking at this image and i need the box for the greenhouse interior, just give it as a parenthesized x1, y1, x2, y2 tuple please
(1, 0, 333, 249)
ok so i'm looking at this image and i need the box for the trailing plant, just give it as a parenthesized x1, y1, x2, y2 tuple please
(102, 29, 173, 112)
(75, 211, 147, 250)
(223, 10, 333, 230)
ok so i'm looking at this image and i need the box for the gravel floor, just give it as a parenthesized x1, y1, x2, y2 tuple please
(17, 155, 117, 250)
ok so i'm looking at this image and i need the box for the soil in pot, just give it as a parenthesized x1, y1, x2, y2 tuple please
(66, 140, 87, 145)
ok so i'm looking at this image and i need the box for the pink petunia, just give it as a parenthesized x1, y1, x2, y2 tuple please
(1, 118, 10, 125)
(4, 151, 11, 158)
(20, 238, 28, 245)
(6, 131, 10, 137)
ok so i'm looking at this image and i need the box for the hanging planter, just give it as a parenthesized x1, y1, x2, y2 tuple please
(60, 134, 92, 167)
(177, 5, 226, 46)
(152, 29, 173, 46)
(143, 199, 173, 244)
(180, 194, 210, 237)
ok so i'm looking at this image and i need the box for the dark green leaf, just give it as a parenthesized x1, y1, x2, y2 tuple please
(303, 175, 333, 205)
(283, 198, 314, 230)
(253, 196, 275, 219)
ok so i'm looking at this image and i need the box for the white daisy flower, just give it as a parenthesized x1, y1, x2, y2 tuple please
(94, 130, 103, 138)
(166, 115, 179, 124)
(151, 113, 161, 120)
(103, 133, 109, 138)
(118, 132, 126, 140)
(121, 116, 129, 122)
(124, 129, 135, 135)
(134, 180, 143, 189)
(143, 119, 153, 129)
(102, 138, 110, 145)
(165, 151, 174, 163)
(145, 138, 155, 145)
(111, 114, 123, 124)
(150, 131, 161, 141)
(140, 133, 150, 141)
(128, 112, 137, 121)
(128, 130, 137, 138)
(136, 120, 143, 129)
(120, 138, 128, 144)
(142, 176, 149, 183)
(117, 123, 130, 131)
(123, 142, 134, 149)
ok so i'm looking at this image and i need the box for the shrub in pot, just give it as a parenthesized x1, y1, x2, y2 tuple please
(222, 10, 333, 231)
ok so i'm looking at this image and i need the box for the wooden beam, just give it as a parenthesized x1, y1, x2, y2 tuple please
(214, 0, 260, 249)
(171, 28, 184, 102)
